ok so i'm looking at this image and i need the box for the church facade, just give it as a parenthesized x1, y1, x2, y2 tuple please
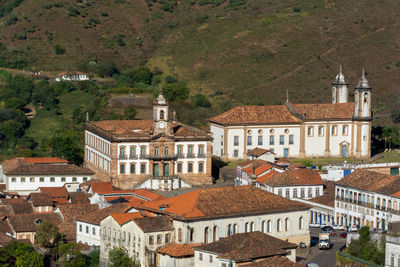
(84, 92, 213, 190)
(209, 69, 372, 160)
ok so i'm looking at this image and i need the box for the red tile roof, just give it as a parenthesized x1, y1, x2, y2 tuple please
(22, 157, 69, 164)
(195, 232, 297, 261)
(57, 204, 99, 222)
(90, 182, 114, 194)
(249, 147, 275, 157)
(242, 164, 273, 177)
(209, 102, 355, 126)
(132, 189, 166, 201)
(1, 199, 33, 214)
(110, 212, 148, 225)
(39, 187, 68, 198)
(29, 193, 53, 207)
(256, 170, 278, 184)
(139, 186, 310, 220)
(309, 182, 335, 207)
(158, 243, 202, 257)
(238, 159, 268, 169)
(336, 169, 400, 195)
(241, 256, 302, 267)
(78, 203, 133, 225)
(261, 168, 323, 186)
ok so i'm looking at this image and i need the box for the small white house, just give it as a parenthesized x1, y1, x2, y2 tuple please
(55, 71, 89, 82)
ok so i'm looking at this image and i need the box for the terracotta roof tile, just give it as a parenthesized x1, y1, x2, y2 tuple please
(2, 159, 93, 176)
(111, 212, 147, 225)
(22, 157, 69, 164)
(242, 164, 273, 177)
(249, 147, 275, 157)
(238, 159, 268, 169)
(336, 169, 400, 195)
(58, 221, 76, 241)
(139, 186, 309, 220)
(256, 170, 278, 184)
(29, 193, 53, 207)
(78, 203, 133, 225)
(158, 243, 202, 257)
(133, 216, 173, 233)
(0, 233, 14, 247)
(57, 204, 99, 222)
(0, 218, 12, 233)
(0, 206, 11, 218)
(90, 182, 114, 194)
(309, 182, 335, 207)
(1, 199, 33, 214)
(39, 187, 68, 198)
(132, 189, 166, 201)
(8, 214, 61, 233)
(292, 102, 354, 120)
(68, 192, 90, 204)
(209, 105, 301, 125)
(195, 232, 297, 261)
(261, 168, 323, 186)
(241, 256, 302, 267)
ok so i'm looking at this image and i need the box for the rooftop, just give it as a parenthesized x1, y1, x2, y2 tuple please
(56, 204, 99, 222)
(8, 214, 61, 233)
(157, 243, 202, 257)
(21, 157, 69, 164)
(1, 199, 33, 214)
(195, 232, 297, 262)
(309, 182, 335, 207)
(132, 216, 173, 233)
(78, 203, 132, 225)
(336, 169, 400, 195)
(209, 102, 354, 125)
(29, 193, 53, 207)
(110, 212, 151, 225)
(249, 147, 275, 157)
(2, 158, 93, 176)
(241, 256, 302, 267)
(139, 186, 309, 221)
(39, 187, 68, 198)
(261, 168, 323, 186)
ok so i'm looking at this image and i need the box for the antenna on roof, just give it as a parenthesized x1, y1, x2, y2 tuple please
(286, 89, 289, 103)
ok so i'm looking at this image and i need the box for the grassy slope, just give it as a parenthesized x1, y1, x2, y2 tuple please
(1, 0, 400, 116)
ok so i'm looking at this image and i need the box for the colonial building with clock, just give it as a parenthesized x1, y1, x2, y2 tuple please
(84, 91, 213, 190)
(210, 68, 372, 160)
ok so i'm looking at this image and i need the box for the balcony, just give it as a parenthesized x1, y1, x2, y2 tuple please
(147, 175, 180, 180)
(145, 154, 177, 160)
(129, 154, 138, 159)
(119, 155, 127, 159)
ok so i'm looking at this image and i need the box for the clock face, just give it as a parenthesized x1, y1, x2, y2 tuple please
(159, 122, 165, 129)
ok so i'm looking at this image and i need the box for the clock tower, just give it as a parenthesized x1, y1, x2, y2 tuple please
(153, 90, 169, 135)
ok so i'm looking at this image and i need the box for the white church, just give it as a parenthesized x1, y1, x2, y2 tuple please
(209, 68, 372, 160)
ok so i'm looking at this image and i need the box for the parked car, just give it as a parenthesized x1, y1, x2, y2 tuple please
(340, 232, 347, 238)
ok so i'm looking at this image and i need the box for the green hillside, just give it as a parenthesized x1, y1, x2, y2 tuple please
(1, 0, 400, 113)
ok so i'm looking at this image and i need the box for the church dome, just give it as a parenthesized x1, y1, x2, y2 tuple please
(333, 65, 346, 84)
(355, 69, 371, 89)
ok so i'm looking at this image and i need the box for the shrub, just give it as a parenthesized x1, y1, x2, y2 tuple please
(193, 94, 211, 107)
(54, 44, 65, 55)
(293, 6, 301, 12)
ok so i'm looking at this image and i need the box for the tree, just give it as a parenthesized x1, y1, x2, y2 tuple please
(109, 248, 139, 267)
(162, 83, 189, 102)
(35, 221, 62, 248)
(54, 44, 65, 55)
(86, 250, 100, 267)
(123, 106, 137, 120)
(193, 94, 211, 108)
(57, 242, 86, 267)
(121, 66, 153, 87)
(0, 241, 43, 267)
(382, 126, 400, 151)
(48, 130, 83, 165)
(32, 80, 57, 110)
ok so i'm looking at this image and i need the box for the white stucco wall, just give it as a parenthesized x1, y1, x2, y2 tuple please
(76, 221, 101, 246)
(386, 236, 400, 267)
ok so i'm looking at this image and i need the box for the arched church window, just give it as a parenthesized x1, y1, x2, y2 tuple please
(364, 93, 368, 103)
(160, 110, 165, 119)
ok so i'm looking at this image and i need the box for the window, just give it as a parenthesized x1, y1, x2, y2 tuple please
(267, 220, 271, 233)
(277, 219, 281, 232)
(21, 178, 25, 183)
(30, 177, 34, 183)
(227, 224, 232, 236)
(157, 235, 162, 245)
(79, 224, 82, 232)
(86, 226, 89, 234)
(154, 147, 159, 156)
(140, 147, 146, 156)
(308, 188, 312, 198)
(278, 189, 282, 196)
(188, 146, 194, 156)
(250, 222, 254, 232)
(245, 222, 249, 232)
(268, 135, 275, 146)
(222, 263, 227, 267)
(278, 135, 283, 145)
(301, 188, 305, 198)
(293, 188, 298, 198)
(61, 177, 66, 182)
(204, 227, 209, 243)
(190, 228, 194, 241)
(160, 110, 164, 119)
(120, 164, 125, 174)
(316, 188, 320, 196)
(92, 227, 96, 235)
(299, 217, 304, 229)
(261, 221, 265, 233)
(177, 163, 182, 173)
(247, 136, 252, 146)
(40, 177, 44, 182)
(199, 146, 204, 156)
(199, 253, 203, 261)
(234, 136, 239, 146)
(318, 126, 324, 136)
(308, 127, 314, 137)
(50, 177, 55, 182)
(165, 234, 170, 243)
(130, 147, 136, 157)
(258, 136, 263, 145)
(130, 164, 135, 174)
(178, 228, 182, 242)
(83, 177, 87, 182)
(188, 163, 193, 173)
(120, 147, 125, 157)
(289, 135, 294, 145)
(209, 255, 213, 263)
(234, 150, 239, 157)
(332, 125, 338, 136)
(72, 177, 77, 182)
(342, 125, 348, 136)
(285, 218, 289, 231)
(233, 224, 237, 234)
(199, 162, 204, 173)
(285, 188, 290, 198)
(149, 235, 154, 245)
(177, 146, 183, 156)
(140, 164, 146, 174)
(11, 178, 16, 183)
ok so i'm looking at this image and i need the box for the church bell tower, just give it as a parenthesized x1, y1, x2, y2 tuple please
(354, 69, 372, 119)
(153, 90, 169, 135)
(332, 65, 348, 103)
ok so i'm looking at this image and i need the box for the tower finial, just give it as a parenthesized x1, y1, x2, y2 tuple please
(362, 68, 365, 79)
(339, 64, 342, 75)
(286, 89, 289, 103)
